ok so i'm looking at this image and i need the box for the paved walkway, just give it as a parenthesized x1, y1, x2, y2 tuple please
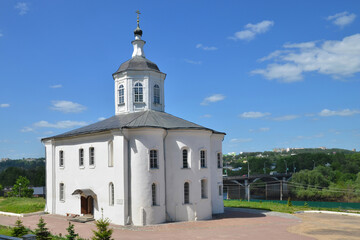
(0, 208, 313, 240)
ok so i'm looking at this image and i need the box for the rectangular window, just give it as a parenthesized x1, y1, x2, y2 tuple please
(59, 150, 64, 167)
(150, 150, 158, 169)
(200, 150, 206, 168)
(201, 179, 207, 199)
(109, 183, 114, 206)
(219, 185, 223, 196)
(89, 147, 95, 166)
(217, 153, 222, 168)
(184, 182, 190, 204)
(59, 183, 64, 201)
(152, 183, 156, 206)
(182, 149, 188, 168)
(79, 149, 84, 167)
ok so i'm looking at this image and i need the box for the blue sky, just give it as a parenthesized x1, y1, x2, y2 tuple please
(1, 0, 360, 158)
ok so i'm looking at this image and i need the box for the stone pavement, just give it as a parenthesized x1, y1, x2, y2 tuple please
(0, 208, 314, 240)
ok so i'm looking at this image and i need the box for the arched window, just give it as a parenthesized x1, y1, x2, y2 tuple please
(154, 84, 160, 104)
(152, 183, 156, 206)
(118, 85, 124, 105)
(109, 183, 114, 206)
(59, 150, 64, 167)
(184, 182, 190, 204)
(150, 150, 158, 169)
(201, 179, 207, 199)
(200, 150, 206, 168)
(59, 183, 65, 201)
(108, 141, 113, 167)
(217, 152, 222, 168)
(79, 149, 84, 167)
(182, 149, 188, 168)
(134, 82, 143, 103)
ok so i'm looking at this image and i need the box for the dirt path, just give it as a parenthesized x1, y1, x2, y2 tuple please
(289, 212, 360, 240)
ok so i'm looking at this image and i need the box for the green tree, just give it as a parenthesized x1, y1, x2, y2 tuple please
(8, 176, 34, 198)
(35, 217, 51, 240)
(11, 219, 28, 237)
(66, 222, 79, 240)
(92, 218, 113, 240)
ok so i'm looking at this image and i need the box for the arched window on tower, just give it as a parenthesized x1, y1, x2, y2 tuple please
(154, 84, 160, 104)
(118, 85, 124, 105)
(134, 82, 143, 103)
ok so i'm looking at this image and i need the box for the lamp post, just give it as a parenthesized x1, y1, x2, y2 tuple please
(243, 160, 250, 202)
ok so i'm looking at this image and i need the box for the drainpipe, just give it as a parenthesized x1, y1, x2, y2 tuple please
(163, 129, 169, 221)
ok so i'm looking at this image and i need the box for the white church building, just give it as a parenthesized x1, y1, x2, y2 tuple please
(42, 15, 225, 226)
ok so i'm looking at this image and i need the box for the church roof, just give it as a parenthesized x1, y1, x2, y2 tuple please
(42, 110, 225, 140)
(113, 56, 160, 75)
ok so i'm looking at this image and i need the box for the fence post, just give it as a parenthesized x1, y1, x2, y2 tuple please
(280, 180, 283, 201)
(22, 234, 36, 240)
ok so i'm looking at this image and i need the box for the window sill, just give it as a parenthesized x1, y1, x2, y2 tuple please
(59, 166, 65, 169)
(79, 166, 85, 169)
(181, 167, 191, 170)
(150, 167, 159, 170)
(59, 200, 65, 203)
(118, 103, 125, 106)
(89, 165, 95, 169)
(134, 102, 145, 104)
(201, 197, 208, 200)
(200, 167, 207, 169)
(183, 203, 192, 205)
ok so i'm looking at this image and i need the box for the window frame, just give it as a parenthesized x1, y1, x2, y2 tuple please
(151, 183, 157, 206)
(153, 84, 160, 104)
(79, 148, 84, 167)
(149, 149, 158, 169)
(118, 84, 125, 105)
(182, 149, 189, 169)
(200, 150, 207, 168)
(59, 150, 64, 168)
(59, 183, 65, 202)
(134, 82, 143, 103)
(109, 182, 114, 206)
(184, 182, 190, 204)
(219, 185, 223, 196)
(217, 152, 222, 168)
(89, 147, 95, 166)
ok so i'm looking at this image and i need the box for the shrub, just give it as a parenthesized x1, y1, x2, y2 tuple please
(66, 222, 79, 240)
(11, 219, 28, 237)
(92, 218, 113, 240)
(35, 217, 51, 240)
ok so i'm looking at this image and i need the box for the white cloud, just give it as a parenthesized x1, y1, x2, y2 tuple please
(230, 20, 274, 41)
(239, 111, 271, 119)
(200, 114, 212, 118)
(34, 120, 87, 129)
(50, 84, 62, 89)
(21, 127, 34, 132)
(327, 12, 356, 27)
(230, 138, 253, 143)
(319, 108, 360, 117)
(296, 133, 324, 140)
(249, 127, 270, 132)
(0, 33, 3, 38)
(51, 100, 86, 113)
(98, 117, 106, 121)
(185, 59, 202, 65)
(0, 103, 10, 108)
(272, 115, 299, 121)
(196, 44, 217, 51)
(201, 94, 225, 105)
(15, 2, 29, 15)
(252, 34, 360, 82)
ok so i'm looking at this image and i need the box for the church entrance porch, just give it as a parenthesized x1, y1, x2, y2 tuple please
(71, 189, 97, 218)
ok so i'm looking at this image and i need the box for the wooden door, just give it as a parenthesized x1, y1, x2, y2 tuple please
(81, 196, 87, 214)
(87, 196, 93, 215)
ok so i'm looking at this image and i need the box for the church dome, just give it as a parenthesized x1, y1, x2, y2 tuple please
(114, 56, 160, 74)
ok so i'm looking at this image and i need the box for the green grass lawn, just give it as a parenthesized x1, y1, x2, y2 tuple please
(0, 197, 45, 214)
(223, 199, 356, 214)
(0, 225, 13, 236)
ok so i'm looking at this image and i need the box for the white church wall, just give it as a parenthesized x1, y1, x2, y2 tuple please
(128, 129, 166, 226)
(46, 133, 126, 225)
(165, 130, 213, 222)
(44, 140, 55, 214)
(210, 134, 225, 214)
